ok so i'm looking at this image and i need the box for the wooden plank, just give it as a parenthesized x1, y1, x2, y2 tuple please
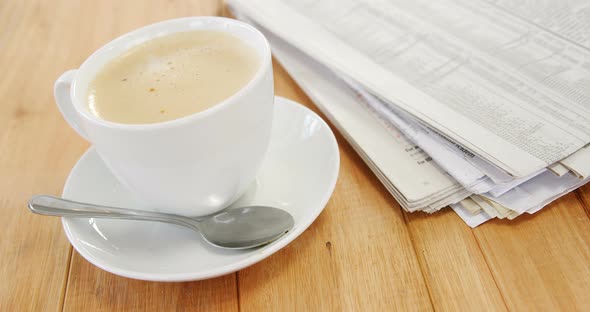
(63, 253, 238, 311)
(405, 210, 507, 311)
(0, 101, 83, 310)
(577, 184, 590, 218)
(474, 193, 590, 311)
(236, 60, 433, 311)
(0, 0, 89, 310)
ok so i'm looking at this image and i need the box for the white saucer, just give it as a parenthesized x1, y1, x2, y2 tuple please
(61, 96, 339, 281)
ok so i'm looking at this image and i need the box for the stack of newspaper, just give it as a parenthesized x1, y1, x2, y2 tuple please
(228, 0, 590, 227)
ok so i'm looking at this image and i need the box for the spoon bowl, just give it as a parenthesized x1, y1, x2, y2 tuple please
(199, 206, 294, 249)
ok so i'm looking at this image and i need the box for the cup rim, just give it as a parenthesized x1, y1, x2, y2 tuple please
(70, 16, 271, 130)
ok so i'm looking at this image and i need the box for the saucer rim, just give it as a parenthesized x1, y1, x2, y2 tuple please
(61, 96, 340, 281)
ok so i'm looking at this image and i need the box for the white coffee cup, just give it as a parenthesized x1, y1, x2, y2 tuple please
(54, 17, 274, 216)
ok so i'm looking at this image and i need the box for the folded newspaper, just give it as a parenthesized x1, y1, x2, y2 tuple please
(228, 0, 590, 227)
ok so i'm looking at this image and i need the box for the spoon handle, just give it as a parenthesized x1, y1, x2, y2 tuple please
(28, 195, 199, 230)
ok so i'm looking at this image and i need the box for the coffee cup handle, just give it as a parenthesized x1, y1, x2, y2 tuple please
(54, 69, 89, 141)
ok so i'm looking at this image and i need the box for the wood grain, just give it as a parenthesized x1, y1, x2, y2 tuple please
(2, 1, 590, 311)
(404, 210, 508, 311)
(63, 255, 237, 311)
(474, 193, 590, 311)
(578, 184, 590, 218)
(0, 1, 88, 310)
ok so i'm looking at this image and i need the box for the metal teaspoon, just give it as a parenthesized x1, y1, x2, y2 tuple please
(28, 195, 294, 249)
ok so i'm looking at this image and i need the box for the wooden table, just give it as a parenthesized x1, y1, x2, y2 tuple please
(2, 1, 590, 311)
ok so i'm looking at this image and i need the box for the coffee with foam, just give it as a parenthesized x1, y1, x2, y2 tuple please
(87, 30, 259, 124)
